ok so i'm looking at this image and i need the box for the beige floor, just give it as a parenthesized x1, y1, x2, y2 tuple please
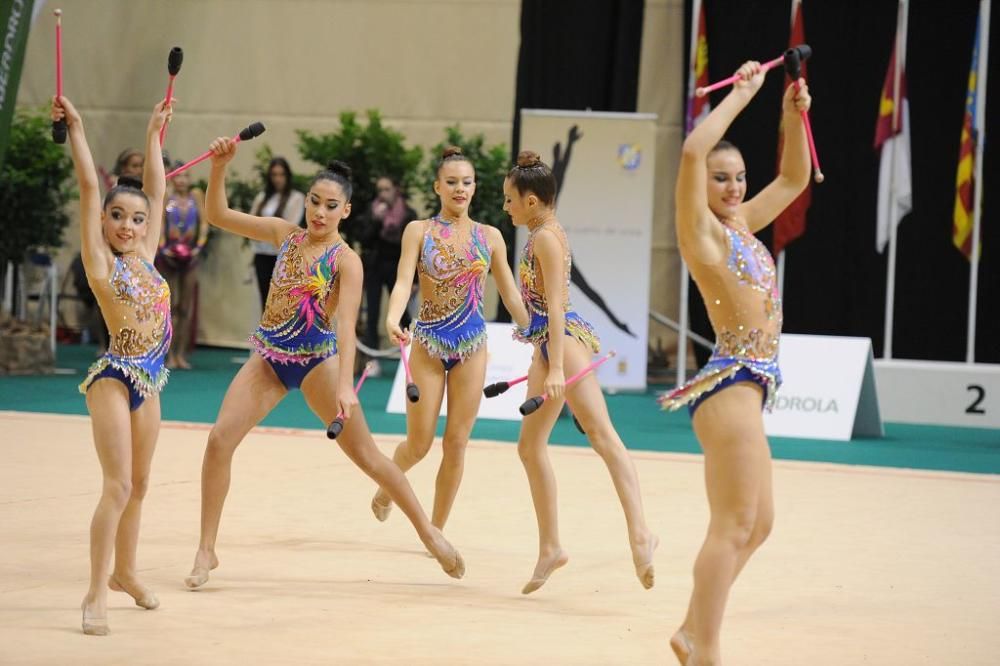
(1, 410, 998, 665)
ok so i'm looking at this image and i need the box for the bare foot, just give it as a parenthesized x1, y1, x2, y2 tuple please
(425, 528, 464, 579)
(185, 550, 219, 589)
(166, 356, 178, 370)
(80, 597, 109, 636)
(670, 627, 693, 664)
(108, 572, 159, 609)
(632, 533, 659, 589)
(371, 489, 392, 522)
(521, 548, 569, 595)
(177, 357, 192, 370)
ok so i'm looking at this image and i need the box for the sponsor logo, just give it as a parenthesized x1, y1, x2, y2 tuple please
(617, 143, 641, 170)
(774, 395, 839, 413)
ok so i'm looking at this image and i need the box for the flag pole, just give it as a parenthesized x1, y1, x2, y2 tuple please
(775, 0, 800, 301)
(676, 0, 703, 389)
(966, 0, 991, 363)
(882, 0, 907, 359)
(777, 252, 786, 298)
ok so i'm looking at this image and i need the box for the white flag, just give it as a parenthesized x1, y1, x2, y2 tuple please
(876, 100, 912, 253)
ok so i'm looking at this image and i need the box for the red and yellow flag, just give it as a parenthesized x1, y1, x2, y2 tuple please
(953, 13, 982, 259)
(685, 0, 709, 134)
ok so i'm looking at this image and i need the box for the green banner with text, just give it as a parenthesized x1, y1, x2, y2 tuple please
(0, 0, 37, 169)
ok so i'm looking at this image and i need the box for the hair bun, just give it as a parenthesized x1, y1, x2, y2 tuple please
(516, 150, 542, 168)
(116, 175, 144, 190)
(441, 145, 463, 159)
(326, 160, 353, 181)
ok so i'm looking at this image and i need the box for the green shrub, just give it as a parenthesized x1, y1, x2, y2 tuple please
(0, 107, 75, 268)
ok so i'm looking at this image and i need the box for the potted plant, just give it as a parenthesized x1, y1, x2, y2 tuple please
(296, 110, 423, 244)
(0, 107, 76, 374)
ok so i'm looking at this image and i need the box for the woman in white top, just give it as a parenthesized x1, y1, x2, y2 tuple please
(250, 157, 305, 308)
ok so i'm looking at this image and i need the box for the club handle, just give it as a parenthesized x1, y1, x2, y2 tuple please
(167, 46, 184, 75)
(326, 417, 345, 440)
(52, 119, 67, 144)
(483, 382, 509, 398)
(519, 396, 545, 416)
(406, 383, 420, 403)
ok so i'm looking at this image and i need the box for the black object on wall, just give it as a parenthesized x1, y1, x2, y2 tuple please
(512, 0, 645, 157)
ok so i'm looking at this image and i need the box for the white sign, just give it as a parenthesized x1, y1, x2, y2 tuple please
(519, 109, 656, 390)
(386, 323, 535, 421)
(874, 359, 1000, 429)
(763, 334, 883, 441)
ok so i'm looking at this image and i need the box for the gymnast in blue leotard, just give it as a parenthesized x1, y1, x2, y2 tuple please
(370, 146, 528, 534)
(503, 150, 657, 596)
(662, 60, 813, 665)
(56, 95, 173, 636)
(185, 141, 464, 591)
(157, 167, 206, 369)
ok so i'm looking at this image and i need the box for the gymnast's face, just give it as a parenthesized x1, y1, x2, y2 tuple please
(502, 178, 539, 227)
(434, 160, 476, 217)
(102, 193, 149, 254)
(305, 179, 351, 241)
(706, 148, 747, 219)
(118, 154, 144, 179)
(170, 170, 191, 194)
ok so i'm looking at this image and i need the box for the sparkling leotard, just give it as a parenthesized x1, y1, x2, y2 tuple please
(79, 254, 172, 398)
(410, 216, 491, 361)
(659, 219, 782, 411)
(250, 230, 345, 365)
(160, 194, 200, 268)
(514, 223, 599, 354)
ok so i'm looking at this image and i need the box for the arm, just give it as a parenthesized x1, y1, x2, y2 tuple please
(52, 96, 111, 279)
(487, 226, 529, 328)
(141, 99, 170, 259)
(158, 208, 168, 253)
(204, 138, 298, 244)
(534, 229, 567, 400)
(334, 250, 364, 419)
(675, 62, 764, 260)
(741, 80, 813, 232)
(192, 188, 209, 253)
(384, 221, 424, 343)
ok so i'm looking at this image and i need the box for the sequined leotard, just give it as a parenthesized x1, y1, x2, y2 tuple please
(410, 216, 491, 366)
(514, 223, 599, 357)
(160, 194, 200, 269)
(659, 218, 782, 412)
(80, 254, 172, 410)
(251, 229, 346, 389)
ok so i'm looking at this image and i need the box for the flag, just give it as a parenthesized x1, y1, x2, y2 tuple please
(874, 7, 911, 254)
(773, 0, 811, 255)
(953, 11, 982, 259)
(685, 0, 709, 135)
(0, 0, 38, 169)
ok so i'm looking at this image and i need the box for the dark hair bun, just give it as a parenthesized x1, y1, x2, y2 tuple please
(326, 160, 353, 181)
(441, 145, 463, 159)
(516, 150, 542, 168)
(116, 175, 144, 190)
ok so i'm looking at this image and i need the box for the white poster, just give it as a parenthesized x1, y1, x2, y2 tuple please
(874, 359, 1000, 429)
(763, 334, 883, 441)
(518, 110, 656, 390)
(386, 323, 534, 421)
